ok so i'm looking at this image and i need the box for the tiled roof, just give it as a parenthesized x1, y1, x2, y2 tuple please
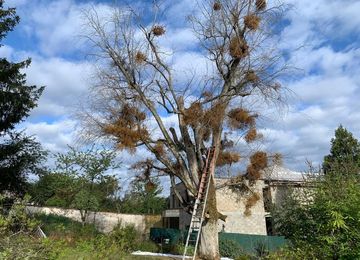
(261, 165, 305, 182)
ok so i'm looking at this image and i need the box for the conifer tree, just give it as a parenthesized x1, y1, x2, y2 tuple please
(323, 125, 360, 174)
(0, 0, 45, 195)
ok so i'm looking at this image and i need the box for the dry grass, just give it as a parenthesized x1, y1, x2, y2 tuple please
(183, 102, 204, 128)
(103, 104, 148, 152)
(244, 192, 260, 216)
(203, 102, 226, 130)
(145, 181, 156, 192)
(228, 108, 255, 130)
(245, 70, 259, 82)
(246, 165, 261, 180)
(229, 37, 249, 59)
(244, 14, 260, 31)
(216, 151, 241, 166)
(245, 128, 257, 143)
(250, 151, 268, 170)
(256, 0, 267, 11)
(213, 2, 221, 11)
(152, 25, 165, 36)
(135, 51, 146, 63)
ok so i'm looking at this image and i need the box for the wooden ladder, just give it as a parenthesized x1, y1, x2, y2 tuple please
(183, 148, 215, 260)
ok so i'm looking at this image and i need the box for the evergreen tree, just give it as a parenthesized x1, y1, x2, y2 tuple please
(0, 1, 45, 195)
(323, 125, 360, 174)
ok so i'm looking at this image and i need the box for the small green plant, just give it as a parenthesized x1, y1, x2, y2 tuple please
(219, 239, 245, 259)
(171, 243, 195, 256)
(109, 223, 140, 252)
(34, 213, 99, 240)
(254, 241, 269, 257)
(0, 234, 50, 259)
(135, 240, 159, 253)
(0, 195, 39, 235)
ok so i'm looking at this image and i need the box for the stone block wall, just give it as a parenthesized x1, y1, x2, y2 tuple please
(215, 180, 267, 235)
(26, 206, 162, 234)
(169, 179, 268, 235)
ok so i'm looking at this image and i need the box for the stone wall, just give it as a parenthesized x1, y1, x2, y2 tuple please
(169, 179, 268, 235)
(215, 180, 267, 235)
(26, 206, 162, 234)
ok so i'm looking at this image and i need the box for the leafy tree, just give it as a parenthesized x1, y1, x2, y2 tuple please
(0, 194, 39, 235)
(323, 125, 360, 174)
(31, 146, 120, 224)
(0, 1, 45, 195)
(120, 177, 167, 215)
(272, 163, 360, 259)
(82, 0, 286, 258)
(29, 172, 77, 207)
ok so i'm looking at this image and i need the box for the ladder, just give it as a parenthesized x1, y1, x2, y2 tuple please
(183, 148, 215, 260)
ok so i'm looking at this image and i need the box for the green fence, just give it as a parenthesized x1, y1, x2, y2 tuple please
(219, 232, 287, 254)
(150, 228, 287, 253)
(150, 228, 184, 245)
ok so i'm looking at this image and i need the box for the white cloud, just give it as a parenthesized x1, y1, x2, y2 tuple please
(4, 0, 360, 175)
(24, 56, 94, 119)
(20, 119, 77, 153)
(14, 0, 113, 57)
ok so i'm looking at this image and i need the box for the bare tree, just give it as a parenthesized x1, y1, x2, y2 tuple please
(81, 0, 286, 258)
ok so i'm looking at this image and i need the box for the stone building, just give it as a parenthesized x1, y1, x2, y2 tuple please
(162, 165, 306, 235)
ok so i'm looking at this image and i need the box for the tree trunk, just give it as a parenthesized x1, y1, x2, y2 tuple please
(198, 178, 220, 260)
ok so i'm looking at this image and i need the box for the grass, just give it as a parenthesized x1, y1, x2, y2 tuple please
(34, 213, 99, 240)
(125, 256, 183, 260)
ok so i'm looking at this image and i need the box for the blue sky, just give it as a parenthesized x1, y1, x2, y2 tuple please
(3, 0, 360, 176)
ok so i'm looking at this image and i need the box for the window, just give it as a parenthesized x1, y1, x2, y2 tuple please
(262, 186, 272, 212)
(265, 216, 273, 235)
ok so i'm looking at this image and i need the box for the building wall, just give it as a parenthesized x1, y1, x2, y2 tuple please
(270, 182, 312, 206)
(26, 206, 162, 234)
(168, 179, 269, 235)
(216, 180, 267, 235)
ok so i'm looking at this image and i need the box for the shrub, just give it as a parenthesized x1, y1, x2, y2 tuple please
(0, 234, 52, 259)
(34, 213, 99, 240)
(109, 224, 140, 252)
(172, 243, 195, 256)
(0, 195, 39, 235)
(254, 241, 269, 258)
(135, 240, 159, 253)
(219, 239, 245, 258)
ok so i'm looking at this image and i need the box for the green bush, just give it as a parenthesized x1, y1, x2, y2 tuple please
(254, 241, 269, 258)
(34, 213, 99, 240)
(272, 163, 360, 259)
(219, 239, 245, 259)
(0, 234, 50, 259)
(45, 235, 127, 260)
(135, 240, 159, 253)
(172, 243, 195, 256)
(0, 195, 39, 235)
(109, 224, 140, 252)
